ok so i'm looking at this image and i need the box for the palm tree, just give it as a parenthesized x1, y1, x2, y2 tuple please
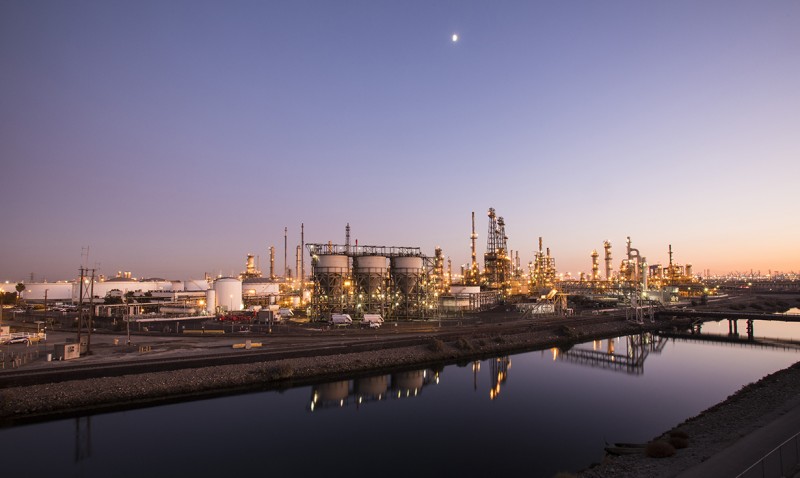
(15, 283, 25, 304)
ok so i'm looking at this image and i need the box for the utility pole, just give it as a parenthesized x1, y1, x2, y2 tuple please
(77, 267, 95, 355)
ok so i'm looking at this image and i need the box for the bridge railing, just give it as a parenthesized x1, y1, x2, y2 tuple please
(737, 431, 800, 478)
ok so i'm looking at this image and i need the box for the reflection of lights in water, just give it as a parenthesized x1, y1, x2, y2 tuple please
(552, 348, 559, 360)
(339, 399, 344, 407)
(310, 401, 315, 412)
(472, 362, 481, 372)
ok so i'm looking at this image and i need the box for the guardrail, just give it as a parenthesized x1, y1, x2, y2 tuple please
(738, 431, 800, 478)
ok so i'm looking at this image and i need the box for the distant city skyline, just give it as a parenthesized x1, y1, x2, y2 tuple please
(2, 1, 798, 281)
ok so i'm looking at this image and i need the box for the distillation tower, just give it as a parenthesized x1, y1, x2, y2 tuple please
(483, 207, 511, 291)
(465, 211, 480, 286)
(530, 237, 557, 291)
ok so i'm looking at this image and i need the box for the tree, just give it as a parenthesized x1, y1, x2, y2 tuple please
(15, 283, 25, 303)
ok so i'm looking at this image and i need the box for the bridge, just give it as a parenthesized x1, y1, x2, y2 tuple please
(657, 331, 800, 352)
(657, 309, 800, 322)
(557, 334, 667, 375)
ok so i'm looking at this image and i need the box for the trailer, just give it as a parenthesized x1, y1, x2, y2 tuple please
(362, 314, 383, 328)
(331, 314, 353, 326)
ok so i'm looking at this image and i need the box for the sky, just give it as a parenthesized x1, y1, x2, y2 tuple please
(2, 0, 799, 282)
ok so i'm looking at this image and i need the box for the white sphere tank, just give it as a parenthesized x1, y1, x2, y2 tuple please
(205, 289, 216, 314)
(214, 277, 242, 311)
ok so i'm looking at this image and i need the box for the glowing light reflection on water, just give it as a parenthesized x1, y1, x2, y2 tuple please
(2, 324, 800, 478)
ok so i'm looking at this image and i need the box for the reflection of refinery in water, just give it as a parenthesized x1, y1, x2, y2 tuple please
(308, 368, 441, 412)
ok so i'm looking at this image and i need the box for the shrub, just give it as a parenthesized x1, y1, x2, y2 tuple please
(645, 440, 676, 458)
(429, 338, 445, 353)
(263, 363, 294, 380)
(454, 337, 474, 351)
(669, 436, 689, 449)
(669, 429, 689, 439)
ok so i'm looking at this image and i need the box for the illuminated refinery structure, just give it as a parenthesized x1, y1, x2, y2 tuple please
(8, 210, 712, 326)
(482, 208, 512, 292)
(530, 237, 557, 292)
(306, 238, 439, 321)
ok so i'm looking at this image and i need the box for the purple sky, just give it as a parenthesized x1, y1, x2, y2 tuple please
(2, 1, 799, 282)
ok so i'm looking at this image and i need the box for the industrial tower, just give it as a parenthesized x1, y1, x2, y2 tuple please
(483, 208, 511, 291)
(466, 211, 480, 286)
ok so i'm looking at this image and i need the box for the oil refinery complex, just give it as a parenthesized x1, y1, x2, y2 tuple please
(2, 208, 717, 327)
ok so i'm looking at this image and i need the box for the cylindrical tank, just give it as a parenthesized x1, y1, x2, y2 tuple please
(242, 278, 280, 297)
(354, 256, 388, 297)
(185, 279, 210, 291)
(685, 264, 693, 277)
(213, 277, 242, 312)
(205, 289, 216, 314)
(314, 255, 349, 297)
(390, 256, 424, 294)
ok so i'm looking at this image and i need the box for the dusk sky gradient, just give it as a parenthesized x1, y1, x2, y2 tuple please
(2, 1, 799, 282)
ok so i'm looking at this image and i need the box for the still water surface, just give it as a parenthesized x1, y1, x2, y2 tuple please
(2, 321, 799, 478)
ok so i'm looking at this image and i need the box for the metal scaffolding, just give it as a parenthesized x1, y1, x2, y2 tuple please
(307, 243, 437, 322)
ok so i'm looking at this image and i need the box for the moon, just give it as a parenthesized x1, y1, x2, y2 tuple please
(452, 33, 458, 42)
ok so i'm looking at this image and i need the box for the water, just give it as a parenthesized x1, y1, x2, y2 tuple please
(2, 322, 800, 478)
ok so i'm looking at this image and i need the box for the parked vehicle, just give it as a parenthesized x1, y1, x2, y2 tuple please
(331, 314, 353, 326)
(3, 336, 30, 345)
(362, 314, 383, 329)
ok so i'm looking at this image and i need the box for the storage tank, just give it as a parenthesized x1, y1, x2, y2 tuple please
(390, 256, 424, 294)
(354, 256, 388, 297)
(314, 254, 349, 297)
(213, 277, 242, 312)
(185, 279, 211, 291)
(242, 278, 280, 297)
(205, 289, 216, 314)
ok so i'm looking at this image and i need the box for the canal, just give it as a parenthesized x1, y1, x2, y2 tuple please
(2, 320, 799, 477)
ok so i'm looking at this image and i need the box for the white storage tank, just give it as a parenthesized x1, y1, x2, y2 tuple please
(205, 289, 217, 314)
(7, 282, 73, 301)
(213, 277, 242, 312)
(242, 278, 280, 297)
(354, 256, 388, 295)
(314, 254, 349, 297)
(390, 256, 424, 294)
(185, 279, 211, 291)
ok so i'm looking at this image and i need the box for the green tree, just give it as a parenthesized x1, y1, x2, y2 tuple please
(15, 283, 25, 303)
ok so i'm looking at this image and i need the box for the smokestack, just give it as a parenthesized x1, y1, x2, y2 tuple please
(603, 240, 612, 281)
(284, 227, 288, 279)
(269, 246, 275, 279)
(295, 245, 301, 280)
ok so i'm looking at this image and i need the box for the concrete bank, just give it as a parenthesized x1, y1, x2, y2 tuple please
(578, 360, 800, 478)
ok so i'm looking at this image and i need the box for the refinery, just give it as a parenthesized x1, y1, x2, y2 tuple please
(0, 207, 717, 333)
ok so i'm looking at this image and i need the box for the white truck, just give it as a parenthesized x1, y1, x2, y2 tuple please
(362, 314, 383, 329)
(331, 314, 353, 326)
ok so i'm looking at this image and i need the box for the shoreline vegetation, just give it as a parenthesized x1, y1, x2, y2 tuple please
(2, 293, 800, 476)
